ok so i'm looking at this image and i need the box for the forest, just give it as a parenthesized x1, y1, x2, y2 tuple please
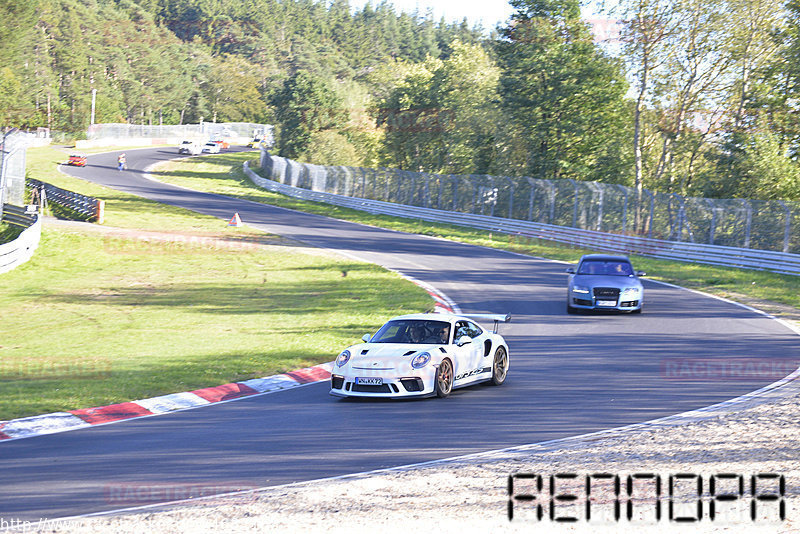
(1, 0, 799, 203)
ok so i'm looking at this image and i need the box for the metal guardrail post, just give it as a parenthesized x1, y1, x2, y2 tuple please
(408, 171, 417, 206)
(545, 179, 555, 224)
(469, 176, 478, 214)
(676, 194, 687, 242)
(380, 167, 389, 202)
(360, 167, 367, 198)
(482, 175, 495, 217)
(708, 199, 718, 245)
(587, 182, 603, 232)
(526, 177, 536, 221)
(744, 200, 752, 249)
(647, 190, 655, 239)
(779, 201, 791, 254)
(567, 179, 579, 228)
(497, 176, 514, 219)
(616, 185, 628, 234)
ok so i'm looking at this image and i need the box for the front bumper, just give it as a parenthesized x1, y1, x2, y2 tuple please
(329, 374, 436, 398)
(570, 296, 641, 311)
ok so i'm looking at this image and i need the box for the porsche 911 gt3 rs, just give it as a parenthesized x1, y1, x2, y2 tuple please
(330, 313, 511, 399)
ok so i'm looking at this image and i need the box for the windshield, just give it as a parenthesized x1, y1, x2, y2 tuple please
(578, 260, 633, 276)
(370, 319, 451, 345)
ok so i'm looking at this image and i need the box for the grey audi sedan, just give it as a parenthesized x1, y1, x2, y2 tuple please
(566, 254, 646, 314)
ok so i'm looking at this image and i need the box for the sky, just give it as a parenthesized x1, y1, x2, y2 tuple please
(354, 0, 516, 30)
(349, 0, 608, 32)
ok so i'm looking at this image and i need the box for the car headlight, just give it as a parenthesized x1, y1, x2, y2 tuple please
(621, 287, 641, 296)
(572, 285, 590, 294)
(411, 352, 431, 369)
(336, 349, 351, 367)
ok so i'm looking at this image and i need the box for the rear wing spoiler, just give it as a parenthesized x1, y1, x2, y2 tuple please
(461, 313, 511, 334)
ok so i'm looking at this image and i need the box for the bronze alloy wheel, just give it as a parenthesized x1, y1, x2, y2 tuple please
(436, 359, 453, 398)
(490, 346, 508, 386)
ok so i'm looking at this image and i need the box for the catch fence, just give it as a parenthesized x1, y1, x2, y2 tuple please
(259, 152, 800, 255)
(87, 122, 273, 143)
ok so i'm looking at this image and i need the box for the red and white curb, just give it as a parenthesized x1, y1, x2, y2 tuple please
(0, 363, 333, 442)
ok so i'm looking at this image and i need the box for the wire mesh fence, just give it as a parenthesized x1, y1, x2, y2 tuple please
(0, 131, 28, 222)
(87, 122, 273, 142)
(260, 152, 800, 254)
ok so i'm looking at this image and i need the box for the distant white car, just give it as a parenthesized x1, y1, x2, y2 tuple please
(330, 312, 511, 399)
(177, 140, 202, 155)
(201, 142, 220, 154)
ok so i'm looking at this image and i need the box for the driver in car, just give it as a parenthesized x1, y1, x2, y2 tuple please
(433, 325, 450, 344)
(420, 324, 450, 344)
(408, 323, 427, 343)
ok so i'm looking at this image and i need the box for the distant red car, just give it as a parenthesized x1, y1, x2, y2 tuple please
(211, 140, 230, 150)
(67, 155, 87, 166)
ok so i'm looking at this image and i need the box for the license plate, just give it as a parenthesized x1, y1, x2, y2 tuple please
(355, 377, 383, 385)
(597, 300, 617, 307)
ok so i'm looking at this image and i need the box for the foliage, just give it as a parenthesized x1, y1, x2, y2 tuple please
(3, 0, 800, 202)
(300, 130, 361, 166)
(495, 0, 632, 183)
(1, 0, 484, 137)
(378, 40, 500, 174)
(271, 71, 347, 159)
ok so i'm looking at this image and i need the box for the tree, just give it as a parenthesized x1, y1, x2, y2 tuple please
(0, 0, 38, 66)
(271, 71, 347, 159)
(430, 40, 500, 174)
(713, 127, 800, 200)
(617, 0, 677, 230)
(495, 0, 631, 183)
(746, 0, 800, 158)
(300, 130, 360, 166)
(377, 59, 440, 171)
(0, 68, 25, 126)
(376, 40, 500, 174)
(203, 54, 266, 123)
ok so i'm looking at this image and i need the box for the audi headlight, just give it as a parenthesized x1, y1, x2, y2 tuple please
(336, 349, 351, 367)
(621, 287, 641, 296)
(411, 352, 431, 369)
(572, 285, 590, 294)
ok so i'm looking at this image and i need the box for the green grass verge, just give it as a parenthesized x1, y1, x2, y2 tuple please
(149, 152, 800, 314)
(0, 146, 432, 421)
(0, 230, 431, 420)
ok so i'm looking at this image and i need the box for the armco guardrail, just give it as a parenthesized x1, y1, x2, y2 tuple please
(243, 162, 800, 276)
(0, 207, 42, 275)
(1, 203, 36, 227)
(27, 178, 104, 223)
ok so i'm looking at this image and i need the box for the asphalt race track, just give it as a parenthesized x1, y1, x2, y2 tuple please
(1, 146, 798, 520)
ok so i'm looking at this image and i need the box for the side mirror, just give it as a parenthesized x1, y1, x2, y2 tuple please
(636, 271, 646, 277)
(456, 336, 472, 347)
(362, 334, 371, 343)
(565, 267, 575, 274)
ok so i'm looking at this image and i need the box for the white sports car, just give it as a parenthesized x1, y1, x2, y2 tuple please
(330, 313, 511, 399)
(201, 142, 221, 154)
